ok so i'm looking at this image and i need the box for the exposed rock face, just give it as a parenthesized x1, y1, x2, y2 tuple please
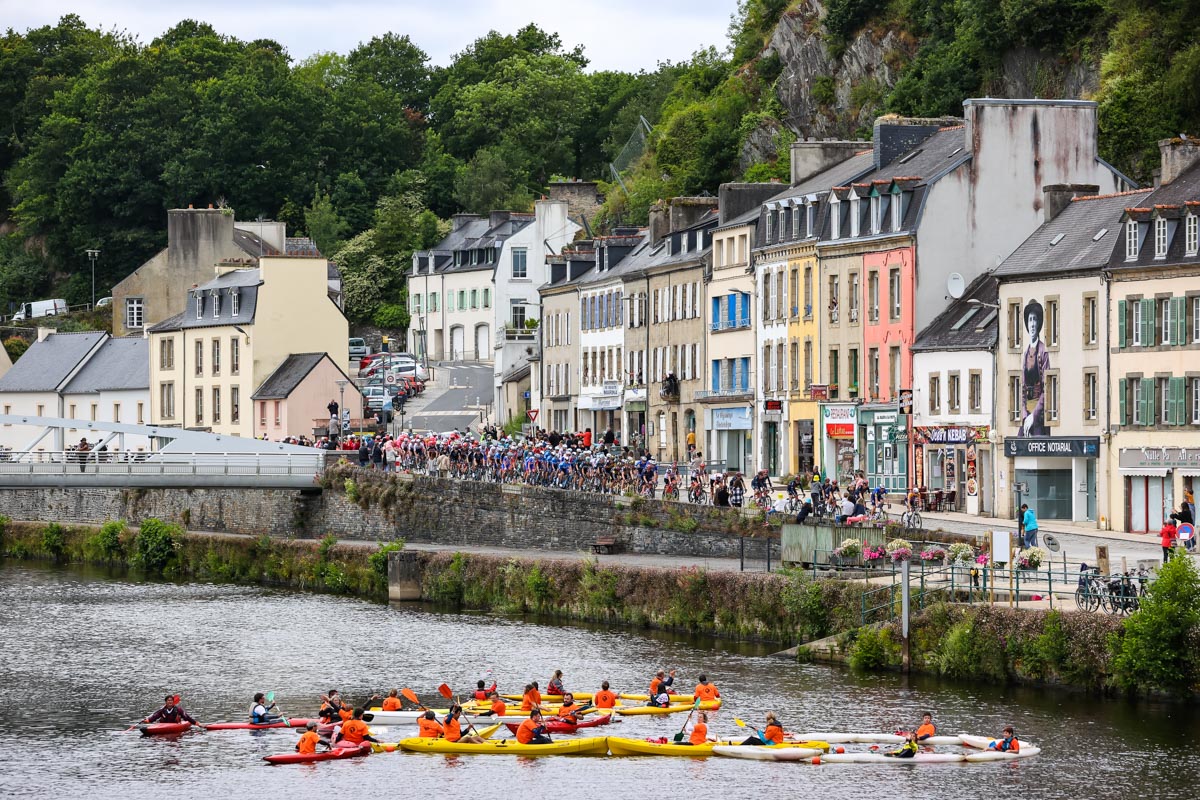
(738, 115, 784, 172)
(989, 47, 1100, 100)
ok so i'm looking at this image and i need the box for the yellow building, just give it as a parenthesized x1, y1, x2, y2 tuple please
(787, 248, 820, 475)
(148, 254, 348, 437)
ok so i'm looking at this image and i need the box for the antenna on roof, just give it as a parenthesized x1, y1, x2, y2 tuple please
(946, 272, 965, 299)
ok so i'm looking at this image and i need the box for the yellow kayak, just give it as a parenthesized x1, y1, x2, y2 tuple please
(397, 736, 610, 756)
(498, 693, 594, 703)
(619, 693, 696, 702)
(615, 700, 722, 716)
(373, 723, 503, 752)
(607, 738, 827, 757)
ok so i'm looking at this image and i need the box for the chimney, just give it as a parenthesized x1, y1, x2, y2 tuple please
(488, 210, 513, 229)
(872, 115, 959, 169)
(667, 196, 719, 234)
(717, 183, 784, 226)
(1159, 137, 1200, 186)
(450, 213, 481, 232)
(1042, 184, 1099, 223)
(648, 202, 669, 246)
(36, 326, 53, 342)
(790, 140, 870, 185)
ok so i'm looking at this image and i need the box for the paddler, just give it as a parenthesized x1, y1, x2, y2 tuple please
(296, 721, 330, 754)
(593, 681, 617, 709)
(417, 709, 444, 738)
(740, 712, 784, 746)
(320, 689, 353, 722)
(515, 709, 553, 745)
(442, 705, 486, 744)
(479, 691, 508, 717)
(685, 711, 712, 746)
(333, 708, 379, 746)
(380, 689, 403, 711)
(553, 692, 584, 725)
(143, 694, 198, 725)
(988, 726, 1020, 753)
(473, 679, 497, 701)
(250, 692, 282, 725)
(547, 670, 566, 696)
(915, 712, 936, 740)
(520, 683, 542, 711)
(885, 731, 919, 758)
(693, 674, 720, 702)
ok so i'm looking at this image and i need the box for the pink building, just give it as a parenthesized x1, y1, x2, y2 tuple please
(252, 353, 353, 440)
(861, 246, 915, 401)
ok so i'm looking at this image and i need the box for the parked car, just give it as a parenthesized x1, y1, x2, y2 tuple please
(348, 337, 370, 360)
(361, 385, 401, 411)
(389, 359, 429, 382)
(95, 297, 113, 308)
(12, 299, 67, 320)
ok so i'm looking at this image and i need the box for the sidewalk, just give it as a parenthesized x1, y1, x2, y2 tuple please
(915, 509, 1154, 545)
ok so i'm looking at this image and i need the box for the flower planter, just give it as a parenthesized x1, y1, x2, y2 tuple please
(829, 554, 862, 567)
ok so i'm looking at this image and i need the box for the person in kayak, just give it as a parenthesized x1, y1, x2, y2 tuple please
(989, 727, 1020, 753)
(554, 693, 586, 725)
(547, 670, 566, 696)
(334, 708, 378, 746)
(885, 731, 919, 758)
(693, 675, 720, 702)
(915, 712, 936, 740)
(478, 691, 507, 717)
(296, 721, 330, 754)
(320, 690, 353, 722)
(685, 711, 711, 746)
(520, 683, 542, 711)
(593, 682, 617, 709)
(250, 693, 282, 725)
(473, 679, 497, 701)
(442, 705, 486, 744)
(515, 710, 552, 745)
(380, 690, 402, 711)
(417, 710, 444, 738)
(740, 713, 784, 745)
(144, 695, 197, 725)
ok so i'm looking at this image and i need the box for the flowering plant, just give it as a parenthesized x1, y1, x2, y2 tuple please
(890, 547, 913, 562)
(1017, 547, 1047, 569)
(975, 553, 990, 565)
(948, 542, 975, 563)
(885, 538, 912, 553)
(834, 538, 862, 558)
(863, 545, 886, 561)
(920, 547, 947, 562)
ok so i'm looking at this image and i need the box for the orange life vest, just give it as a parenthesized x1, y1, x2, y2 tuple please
(689, 722, 708, 746)
(417, 717, 443, 738)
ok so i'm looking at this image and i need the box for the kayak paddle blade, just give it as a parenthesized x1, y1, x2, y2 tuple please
(437, 683, 454, 700)
(265, 691, 275, 703)
(401, 688, 420, 705)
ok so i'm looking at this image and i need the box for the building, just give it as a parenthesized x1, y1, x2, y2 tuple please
(0, 331, 151, 452)
(538, 245, 595, 432)
(251, 353, 353, 441)
(909, 273, 999, 515)
(0, 343, 11, 382)
(147, 252, 349, 437)
(1105, 139, 1200, 533)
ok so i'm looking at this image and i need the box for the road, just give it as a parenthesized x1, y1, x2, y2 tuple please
(402, 361, 493, 434)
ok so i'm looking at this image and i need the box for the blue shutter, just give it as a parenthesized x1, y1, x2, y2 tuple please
(740, 357, 750, 391)
(712, 360, 720, 392)
(712, 297, 720, 329)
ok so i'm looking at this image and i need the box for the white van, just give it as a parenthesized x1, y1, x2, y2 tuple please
(12, 299, 68, 320)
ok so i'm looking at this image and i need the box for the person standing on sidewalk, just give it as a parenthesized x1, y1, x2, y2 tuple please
(1020, 503, 1039, 548)
(1160, 518, 1178, 563)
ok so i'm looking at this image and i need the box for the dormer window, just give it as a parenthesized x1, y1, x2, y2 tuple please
(807, 204, 816, 237)
(231, 288, 240, 317)
(1125, 219, 1139, 261)
(603, 246, 610, 270)
(870, 196, 881, 234)
(211, 290, 220, 318)
(830, 199, 841, 240)
(194, 293, 203, 319)
(849, 197, 860, 237)
(792, 205, 801, 238)
(765, 211, 775, 242)
(1154, 217, 1168, 259)
(891, 190, 903, 230)
(1187, 214, 1199, 255)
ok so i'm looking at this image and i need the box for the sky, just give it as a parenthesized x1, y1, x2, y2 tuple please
(3, 0, 735, 72)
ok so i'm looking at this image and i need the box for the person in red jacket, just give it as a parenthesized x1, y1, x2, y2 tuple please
(1161, 519, 1179, 563)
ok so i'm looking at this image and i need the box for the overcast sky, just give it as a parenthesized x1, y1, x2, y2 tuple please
(5, 0, 735, 71)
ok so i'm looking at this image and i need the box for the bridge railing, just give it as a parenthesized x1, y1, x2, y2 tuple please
(0, 450, 326, 479)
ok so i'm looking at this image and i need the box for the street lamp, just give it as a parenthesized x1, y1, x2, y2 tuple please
(966, 298, 1001, 309)
(85, 249, 100, 309)
(335, 379, 349, 437)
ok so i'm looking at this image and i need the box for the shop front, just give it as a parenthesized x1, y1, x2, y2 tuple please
(911, 425, 991, 515)
(624, 387, 647, 451)
(761, 399, 784, 477)
(1117, 447, 1200, 533)
(707, 406, 752, 473)
(1003, 436, 1099, 522)
(859, 406, 908, 493)
(820, 402, 858, 482)
(579, 382, 623, 442)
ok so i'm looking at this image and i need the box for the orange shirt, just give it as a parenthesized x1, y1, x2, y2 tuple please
(516, 718, 540, 744)
(916, 723, 936, 739)
(490, 699, 508, 716)
(339, 719, 370, 744)
(763, 723, 784, 744)
(338, 707, 353, 722)
(417, 717, 443, 738)
(694, 683, 719, 701)
(689, 722, 708, 746)
(381, 697, 402, 711)
(649, 678, 664, 697)
(521, 691, 540, 711)
(593, 690, 617, 709)
(297, 731, 320, 754)
(556, 702, 578, 721)
(443, 717, 462, 742)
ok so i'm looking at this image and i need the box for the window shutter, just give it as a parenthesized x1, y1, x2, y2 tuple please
(1172, 377, 1185, 425)
(1140, 380, 1152, 424)
(1172, 296, 1186, 345)
(741, 357, 750, 391)
(727, 295, 736, 325)
(1119, 378, 1127, 425)
(712, 361, 720, 392)
(1142, 298, 1155, 346)
(712, 297, 719, 327)
(1117, 300, 1126, 348)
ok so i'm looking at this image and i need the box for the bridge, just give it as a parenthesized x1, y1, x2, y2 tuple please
(0, 415, 326, 488)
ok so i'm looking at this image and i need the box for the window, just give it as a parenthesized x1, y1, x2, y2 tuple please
(789, 269, 799, 316)
(848, 348, 859, 396)
(1084, 370, 1098, 420)
(195, 388, 204, 426)
(869, 348, 879, 399)
(804, 267, 813, 316)
(429, 292, 439, 311)
(159, 338, 174, 370)
(1193, 378, 1200, 424)
(804, 340, 813, 389)
(1159, 377, 1171, 425)
(831, 199, 841, 239)
(259, 402, 267, 427)
(512, 248, 528, 279)
(511, 303, 526, 329)
(1161, 297, 1173, 345)
(868, 272, 879, 322)
(849, 197, 860, 237)
(1083, 294, 1098, 346)
(929, 374, 941, 414)
(870, 195, 881, 233)
(1047, 372, 1059, 423)
(273, 401, 281, 426)
(1132, 299, 1144, 346)
(211, 290, 220, 318)
(889, 268, 901, 320)
(230, 388, 239, 424)
(160, 383, 175, 420)
(112, 403, 121, 423)
(889, 346, 900, 398)
(1132, 378, 1146, 425)
(230, 337, 240, 375)
(776, 272, 785, 320)
(125, 297, 144, 329)
(137, 402, 144, 425)
(1007, 301, 1022, 349)
(763, 344, 772, 392)
(458, 290, 466, 310)
(469, 289, 478, 309)
(1154, 217, 1168, 259)
(211, 338, 221, 376)
(1187, 214, 1199, 255)
(849, 273, 860, 321)
(765, 211, 775, 241)
(1195, 297, 1200, 343)
(792, 206, 801, 239)
(790, 341, 799, 389)
(483, 288, 491, 308)
(891, 189, 902, 229)
(829, 349, 840, 399)
(762, 275, 772, 322)
(68, 403, 75, 420)
(231, 288, 240, 317)
(1009, 375, 1021, 422)
(1125, 219, 1139, 260)
(195, 340, 203, 376)
(948, 372, 960, 412)
(212, 387, 221, 424)
(829, 275, 840, 323)
(195, 293, 203, 319)
(1046, 298, 1059, 348)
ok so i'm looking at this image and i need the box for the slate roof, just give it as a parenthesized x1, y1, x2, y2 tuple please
(252, 353, 343, 400)
(62, 337, 148, 393)
(774, 151, 876, 201)
(146, 269, 261, 332)
(911, 273, 1000, 352)
(0, 332, 106, 393)
(995, 189, 1154, 278)
(412, 212, 534, 276)
(1107, 160, 1200, 271)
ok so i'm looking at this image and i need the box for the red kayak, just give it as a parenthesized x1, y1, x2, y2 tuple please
(206, 719, 316, 731)
(140, 722, 194, 736)
(263, 741, 370, 765)
(505, 714, 612, 734)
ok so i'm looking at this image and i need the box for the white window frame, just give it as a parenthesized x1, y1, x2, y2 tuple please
(1125, 219, 1139, 260)
(1193, 378, 1200, 424)
(511, 248, 528, 279)
(194, 293, 203, 319)
(765, 212, 774, 242)
(1085, 371, 1098, 420)
(1154, 217, 1168, 259)
(1194, 297, 1200, 343)
(849, 197, 860, 237)
(870, 196, 881, 234)
(211, 290, 220, 319)
(891, 190, 902, 230)
(1187, 214, 1199, 256)
(868, 272, 879, 322)
(1132, 300, 1143, 346)
(889, 268, 901, 320)
(1162, 297, 1172, 345)
(830, 198, 841, 240)
(125, 297, 144, 330)
(231, 288, 240, 317)
(1160, 377, 1171, 425)
(1132, 379, 1145, 425)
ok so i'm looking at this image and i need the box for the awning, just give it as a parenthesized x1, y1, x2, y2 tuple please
(1178, 469, 1200, 477)
(1120, 468, 1170, 477)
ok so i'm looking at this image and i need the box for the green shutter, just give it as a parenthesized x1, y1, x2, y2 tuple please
(1117, 300, 1127, 348)
(1142, 298, 1155, 346)
(1140, 379, 1153, 425)
(1172, 377, 1185, 425)
(1172, 296, 1186, 345)
(1119, 378, 1127, 425)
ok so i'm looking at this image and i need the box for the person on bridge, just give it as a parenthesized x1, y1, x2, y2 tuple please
(144, 695, 197, 725)
(516, 710, 553, 744)
(593, 681, 617, 709)
(250, 693, 282, 725)
(693, 675, 720, 702)
(334, 708, 379, 745)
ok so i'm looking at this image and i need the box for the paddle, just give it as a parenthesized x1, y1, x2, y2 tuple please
(265, 691, 289, 726)
(672, 698, 703, 743)
(438, 683, 483, 739)
(128, 694, 183, 731)
(733, 717, 767, 745)
(401, 688, 426, 710)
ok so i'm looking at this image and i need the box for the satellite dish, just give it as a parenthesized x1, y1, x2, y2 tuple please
(946, 272, 966, 299)
(1043, 533, 1060, 553)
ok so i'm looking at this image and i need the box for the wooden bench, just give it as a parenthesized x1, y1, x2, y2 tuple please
(592, 536, 620, 555)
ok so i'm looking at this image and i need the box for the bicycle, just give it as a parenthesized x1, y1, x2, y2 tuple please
(900, 507, 922, 533)
(1075, 567, 1104, 613)
(752, 488, 773, 511)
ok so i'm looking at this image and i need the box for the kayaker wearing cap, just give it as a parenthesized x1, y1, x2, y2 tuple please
(296, 721, 329, 754)
(915, 712, 936, 740)
(443, 705, 486, 744)
(740, 712, 784, 745)
(380, 690, 402, 711)
(547, 670, 566, 696)
(334, 708, 378, 745)
(989, 726, 1020, 752)
(693, 675, 720, 702)
(516, 710, 553, 745)
(885, 731, 919, 758)
(144, 695, 197, 725)
(686, 712, 712, 746)
(250, 693, 281, 725)
(417, 710, 443, 738)
(593, 682, 617, 709)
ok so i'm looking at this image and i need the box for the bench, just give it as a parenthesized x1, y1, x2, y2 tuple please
(592, 536, 621, 555)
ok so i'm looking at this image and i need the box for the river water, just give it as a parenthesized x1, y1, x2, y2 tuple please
(0, 563, 1193, 800)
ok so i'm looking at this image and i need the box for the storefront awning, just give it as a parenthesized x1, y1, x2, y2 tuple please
(1119, 468, 1170, 477)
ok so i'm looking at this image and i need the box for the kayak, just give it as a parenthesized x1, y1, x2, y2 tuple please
(499, 693, 594, 702)
(139, 722, 194, 736)
(504, 714, 613, 734)
(607, 738, 749, 757)
(397, 736, 610, 756)
(374, 722, 504, 751)
(959, 734, 1040, 760)
(712, 746, 823, 761)
(263, 741, 371, 765)
(363, 709, 531, 725)
(791, 733, 963, 746)
(619, 693, 696, 702)
(206, 719, 317, 731)
(820, 752, 967, 763)
(615, 700, 721, 716)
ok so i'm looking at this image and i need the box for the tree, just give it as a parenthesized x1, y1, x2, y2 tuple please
(304, 190, 348, 255)
(1113, 551, 1200, 694)
(454, 148, 534, 214)
(331, 172, 373, 234)
(346, 33, 430, 108)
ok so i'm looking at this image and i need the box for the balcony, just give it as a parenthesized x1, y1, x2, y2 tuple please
(710, 316, 751, 332)
(695, 385, 753, 401)
(504, 327, 537, 342)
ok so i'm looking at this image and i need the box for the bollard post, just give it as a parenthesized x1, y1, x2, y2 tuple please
(740, 537, 744, 572)
(901, 558, 911, 673)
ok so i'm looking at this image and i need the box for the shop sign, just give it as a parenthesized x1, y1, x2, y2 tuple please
(897, 388, 914, 415)
(809, 384, 829, 400)
(763, 399, 784, 412)
(913, 425, 989, 445)
(874, 412, 898, 424)
(713, 407, 753, 430)
(625, 401, 647, 412)
(823, 404, 856, 439)
(1118, 447, 1200, 469)
(1004, 437, 1099, 458)
(602, 380, 621, 396)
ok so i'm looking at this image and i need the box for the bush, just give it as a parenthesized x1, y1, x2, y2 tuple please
(86, 520, 126, 561)
(344, 479, 359, 503)
(1112, 551, 1200, 694)
(368, 540, 405, 578)
(133, 518, 182, 574)
(41, 523, 67, 561)
(3, 337, 30, 363)
(848, 626, 900, 670)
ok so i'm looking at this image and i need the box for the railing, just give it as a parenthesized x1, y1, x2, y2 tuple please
(710, 317, 751, 332)
(0, 450, 325, 485)
(694, 385, 752, 399)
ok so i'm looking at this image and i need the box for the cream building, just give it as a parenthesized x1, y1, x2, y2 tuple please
(539, 246, 594, 432)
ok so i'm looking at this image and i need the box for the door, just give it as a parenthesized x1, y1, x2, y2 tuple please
(474, 323, 490, 361)
(450, 326, 465, 361)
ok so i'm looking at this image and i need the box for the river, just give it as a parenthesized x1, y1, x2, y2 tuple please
(0, 563, 1193, 800)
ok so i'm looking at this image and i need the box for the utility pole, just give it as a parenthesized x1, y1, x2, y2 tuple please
(86, 249, 101, 309)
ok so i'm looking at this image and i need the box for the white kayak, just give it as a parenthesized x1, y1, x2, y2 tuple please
(959, 733, 1039, 759)
(791, 733, 963, 746)
(712, 746, 823, 762)
(821, 752, 966, 764)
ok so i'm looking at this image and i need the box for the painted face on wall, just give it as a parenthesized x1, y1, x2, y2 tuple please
(1026, 312, 1039, 340)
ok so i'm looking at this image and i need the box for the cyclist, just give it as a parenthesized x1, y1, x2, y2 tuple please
(786, 474, 801, 502)
(870, 485, 888, 513)
(750, 469, 773, 508)
(663, 464, 680, 500)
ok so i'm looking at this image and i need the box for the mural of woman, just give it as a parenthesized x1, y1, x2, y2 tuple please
(1020, 299, 1050, 437)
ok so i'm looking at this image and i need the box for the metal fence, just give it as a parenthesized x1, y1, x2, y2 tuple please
(0, 450, 325, 487)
